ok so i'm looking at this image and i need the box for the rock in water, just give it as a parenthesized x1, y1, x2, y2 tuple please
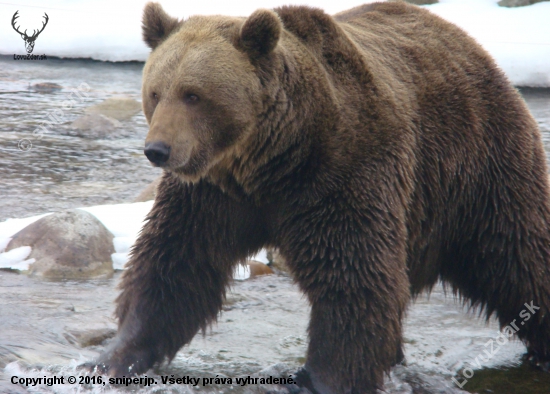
(247, 260, 274, 277)
(392, 0, 438, 4)
(7, 210, 115, 279)
(498, 0, 547, 7)
(85, 96, 142, 121)
(65, 328, 117, 347)
(31, 82, 63, 93)
(266, 248, 288, 273)
(134, 176, 162, 202)
(70, 113, 120, 138)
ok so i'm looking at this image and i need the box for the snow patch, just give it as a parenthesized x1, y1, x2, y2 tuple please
(0, 0, 548, 86)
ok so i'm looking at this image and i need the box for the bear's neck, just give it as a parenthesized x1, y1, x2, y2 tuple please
(210, 46, 355, 205)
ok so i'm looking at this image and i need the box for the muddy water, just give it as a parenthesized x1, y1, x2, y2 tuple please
(1, 56, 550, 393)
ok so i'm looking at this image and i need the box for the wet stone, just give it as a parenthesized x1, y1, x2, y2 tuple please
(65, 328, 116, 348)
(266, 248, 289, 273)
(134, 176, 161, 202)
(393, 0, 439, 4)
(31, 82, 63, 93)
(69, 113, 121, 138)
(85, 96, 142, 121)
(498, 0, 548, 7)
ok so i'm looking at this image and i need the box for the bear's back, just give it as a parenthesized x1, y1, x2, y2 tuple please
(279, 2, 507, 113)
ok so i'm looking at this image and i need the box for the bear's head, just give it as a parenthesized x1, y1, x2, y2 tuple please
(141, 3, 282, 182)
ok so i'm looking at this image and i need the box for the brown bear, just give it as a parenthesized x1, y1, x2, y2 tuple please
(86, 2, 550, 393)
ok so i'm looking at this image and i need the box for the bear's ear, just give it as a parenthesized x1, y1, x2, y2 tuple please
(142, 2, 181, 50)
(239, 9, 281, 58)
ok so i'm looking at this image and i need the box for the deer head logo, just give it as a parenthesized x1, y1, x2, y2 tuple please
(12, 11, 49, 54)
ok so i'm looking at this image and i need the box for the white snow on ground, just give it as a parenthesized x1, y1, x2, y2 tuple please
(0, 0, 549, 86)
(0, 201, 268, 272)
(428, 0, 550, 88)
(79, 201, 153, 238)
(0, 246, 34, 271)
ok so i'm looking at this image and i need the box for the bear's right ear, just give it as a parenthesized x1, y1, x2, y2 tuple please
(142, 2, 181, 50)
(239, 9, 281, 58)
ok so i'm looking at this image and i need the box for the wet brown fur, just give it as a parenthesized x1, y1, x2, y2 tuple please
(90, 2, 550, 393)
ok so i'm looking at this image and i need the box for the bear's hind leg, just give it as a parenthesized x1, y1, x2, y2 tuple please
(440, 193, 550, 371)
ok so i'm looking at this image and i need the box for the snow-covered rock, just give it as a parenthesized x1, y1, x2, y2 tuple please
(6, 209, 114, 279)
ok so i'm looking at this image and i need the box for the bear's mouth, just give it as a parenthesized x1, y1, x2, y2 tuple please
(172, 148, 210, 179)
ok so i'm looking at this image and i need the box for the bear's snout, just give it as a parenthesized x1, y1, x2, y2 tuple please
(144, 141, 171, 166)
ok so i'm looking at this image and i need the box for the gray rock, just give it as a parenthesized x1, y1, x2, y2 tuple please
(7, 209, 114, 279)
(85, 96, 142, 121)
(65, 328, 116, 347)
(391, 0, 439, 5)
(70, 113, 120, 138)
(134, 176, 161, 202)
(266, 248, 288, 273)
(498, 0, 547, 7)
(31, 82, 63, 93)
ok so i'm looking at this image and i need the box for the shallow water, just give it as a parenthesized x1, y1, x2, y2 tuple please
(0, 55, 161, 221)
(0, 271, 539, 394)
(0, 273, 310, 394)
(1, 57, 550, 393)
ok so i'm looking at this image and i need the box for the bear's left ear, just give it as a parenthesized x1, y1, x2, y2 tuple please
(239, 9, 281, 58)
(142, 2, 181, 50)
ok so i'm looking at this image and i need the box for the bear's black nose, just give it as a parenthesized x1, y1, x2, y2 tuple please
(144, 142, 171, 166)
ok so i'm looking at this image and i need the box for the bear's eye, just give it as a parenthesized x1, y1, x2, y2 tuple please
(152, 92, 159, 101)
(184, 93, 199, 104)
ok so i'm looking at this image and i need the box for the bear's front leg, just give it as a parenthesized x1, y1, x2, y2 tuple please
(85, 174, 266, 376)
(283, 199, 410, 394)
(299, 292, 407, 394)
